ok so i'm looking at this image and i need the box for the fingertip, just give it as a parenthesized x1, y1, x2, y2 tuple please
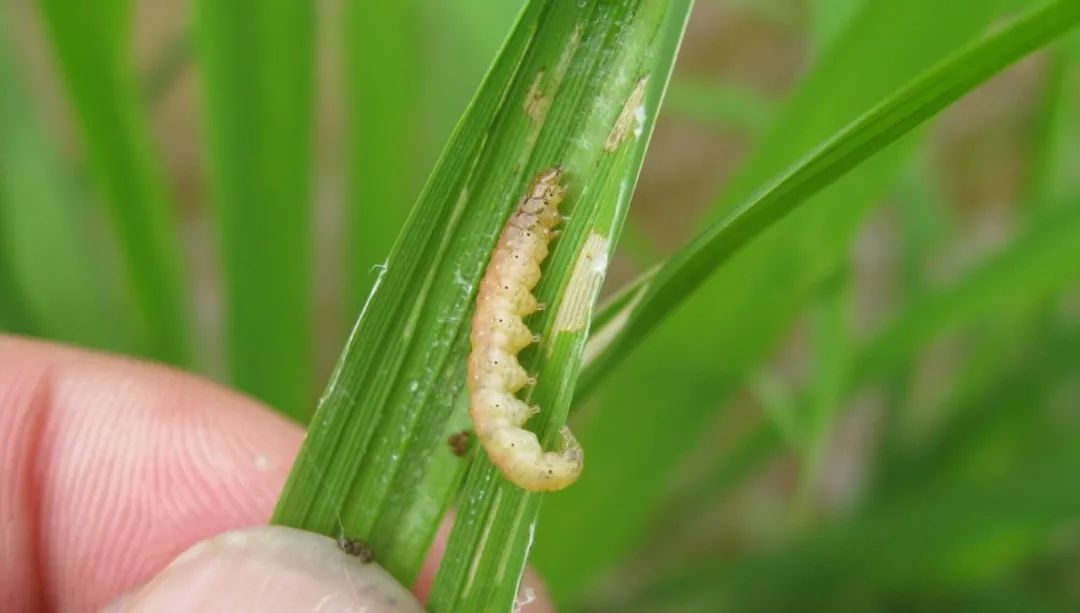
(106, 526, 422, 613)
(411, 514, 453, 604)
(0, 337, 305, 610)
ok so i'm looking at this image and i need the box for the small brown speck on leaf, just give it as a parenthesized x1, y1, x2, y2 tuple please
(448, 430, 472, 457)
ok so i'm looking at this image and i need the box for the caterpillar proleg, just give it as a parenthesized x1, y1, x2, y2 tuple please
(467, 166, 583, 492)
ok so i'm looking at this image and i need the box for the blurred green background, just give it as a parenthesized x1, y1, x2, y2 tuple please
(2, 0, 1079, 610)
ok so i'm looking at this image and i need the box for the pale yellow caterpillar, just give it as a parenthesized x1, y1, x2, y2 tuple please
(467, 165, 583, 492)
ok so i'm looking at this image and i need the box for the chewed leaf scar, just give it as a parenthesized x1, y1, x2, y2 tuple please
(467, 165, 584, 492)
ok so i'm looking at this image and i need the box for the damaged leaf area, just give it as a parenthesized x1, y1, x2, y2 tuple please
(272, 2, 693, 612)
(605, 76, 649, 152)
(553, 231, 610, 335)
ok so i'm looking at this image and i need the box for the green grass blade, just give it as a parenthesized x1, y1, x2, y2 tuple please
(194, 0, 314, 418)
(678, 195, 1080, 528)
(851, 200, 1080, 387)
(429, 5, 692, 611)
(0, 13, 128, 351)
(627, 439, 1080, 611)
(893, 155, 952, 297)
(35, 0, 191, 365)
(793, 269, 853, 511)
(655, 418, 783, 538)
(416, 2, 526, 172)
(344, 2, 422, 317)
(1027, 32, 1080, 213)
(664, 75, 776, 135)
(879, 319, 1080, 504)
(868, 157, 954, 490)
(346, 3, 524, 319)
(0, 193, 37, 335)
(581, 0, 1080, 393)
(274, 0, 549, 580)
(274, 6, 690, 609)
(809, 0, 865, 55)
(535, 0, 1030, 602)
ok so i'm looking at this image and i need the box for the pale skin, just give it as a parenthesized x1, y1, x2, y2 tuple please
(468, 166, 584, 492)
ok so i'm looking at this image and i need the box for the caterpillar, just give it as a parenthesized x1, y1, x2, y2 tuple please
(467, 165, 583, 492)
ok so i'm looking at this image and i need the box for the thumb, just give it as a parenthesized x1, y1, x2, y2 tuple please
(104, 526, 423, 613)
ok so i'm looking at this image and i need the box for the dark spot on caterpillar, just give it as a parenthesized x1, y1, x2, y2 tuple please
(337, 535, 375, 563)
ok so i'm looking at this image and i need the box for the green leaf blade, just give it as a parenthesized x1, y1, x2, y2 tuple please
(345, 2, 422, 317)
(630, 440, 1080, 611)
(583, 0, 1080, 391)
(430, 4, 693, 611)
(0, 12, 127, 350)
(35, 0, 191, 365)
(194, 0, 315, 418)
(535, 0, 1066, 603)
(273, 0, 553, 580)
(274, 4, 691, 612)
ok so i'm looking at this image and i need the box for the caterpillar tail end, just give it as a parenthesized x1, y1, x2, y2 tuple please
(524, 426, 584, 492)
(533, 426, 584, 492)
(484, 425, 585, 492)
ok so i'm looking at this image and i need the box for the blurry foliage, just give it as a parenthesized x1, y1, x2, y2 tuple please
(1, 0, 1079, 611)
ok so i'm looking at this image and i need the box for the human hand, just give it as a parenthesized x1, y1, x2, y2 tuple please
(0, 336, 552, 612)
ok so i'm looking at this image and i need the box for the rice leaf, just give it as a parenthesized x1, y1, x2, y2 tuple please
(535, 1, 1057, 602)
(194, 0, 315, 418)
(275, 8, 692, 613)
(35, 0, 191, 364)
